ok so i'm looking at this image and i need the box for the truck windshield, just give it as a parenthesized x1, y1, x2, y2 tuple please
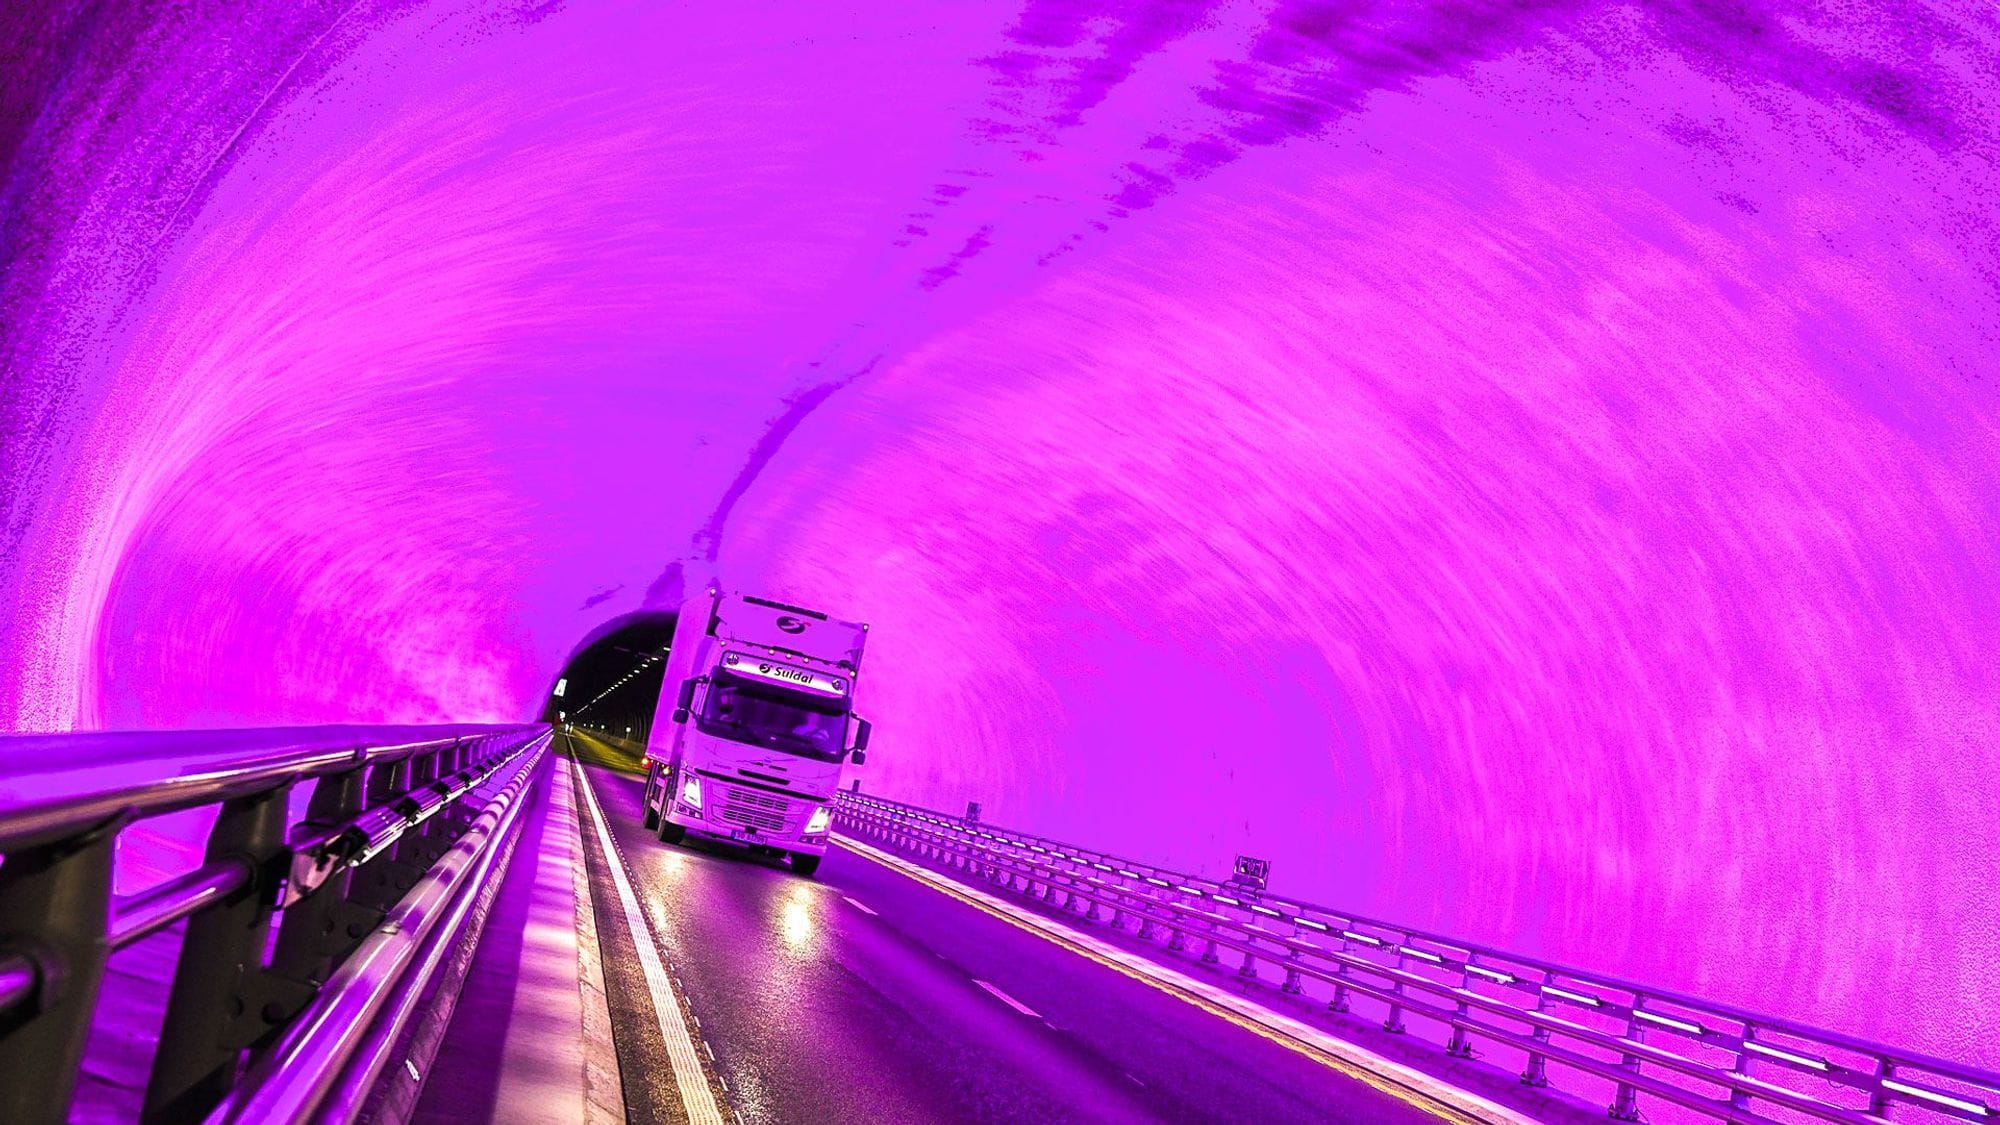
(697, 674, 848, 761)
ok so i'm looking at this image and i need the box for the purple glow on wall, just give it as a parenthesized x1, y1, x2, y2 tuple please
(3, 0, 1996, 1072)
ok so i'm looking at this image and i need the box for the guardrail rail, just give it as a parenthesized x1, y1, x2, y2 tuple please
(0, 722, 552, 1124)
(835, 791, 2000, 1125)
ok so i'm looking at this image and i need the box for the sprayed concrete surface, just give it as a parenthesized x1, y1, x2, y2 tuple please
(2, 0, 1996, 1066)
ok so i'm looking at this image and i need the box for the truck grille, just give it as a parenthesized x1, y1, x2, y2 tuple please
(718, 785, 790, 833)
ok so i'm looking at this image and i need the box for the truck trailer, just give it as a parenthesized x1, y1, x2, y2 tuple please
(640, 587, 872, 877)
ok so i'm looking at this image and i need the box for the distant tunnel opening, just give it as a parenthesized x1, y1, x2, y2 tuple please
(543, 611, 675, 749)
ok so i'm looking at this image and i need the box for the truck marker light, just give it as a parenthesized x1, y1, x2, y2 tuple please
(1177, 885, 1205, 895)
(1466, 965, 1517, 984)
(1298, 919, 1331, 932)
(1399, 946, 1444, 963)
(1250, 905, 1284, 918)
(1144, 877, 1172, 887)
(1340, 931, 1384, 946)
(1212, 895, 1241, 906)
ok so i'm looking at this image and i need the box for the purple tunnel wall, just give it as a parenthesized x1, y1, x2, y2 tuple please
(3, 0, 1996, 1068)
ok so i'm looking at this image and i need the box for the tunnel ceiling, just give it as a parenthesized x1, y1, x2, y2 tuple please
(3, 0, 1997, 1065)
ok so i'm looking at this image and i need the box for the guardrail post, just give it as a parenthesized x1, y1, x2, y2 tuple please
(1522, 979, 1554, 1087)
(1608, 1007, 1644, 1120)
(401, 749, 448, 868)
(1328, 933, 1354, 1013)
(353, 758, 422, 909)
(1869, 1060, 1894, 1117)
(144, 785, 296, 1122)
(271, 767, 372, 984)
(1382, 948, 1407, 1034)
(1445, 960, 1474, 1057)
(1729, 1026, 1756, 1110)
(0, 820, 117, 1124)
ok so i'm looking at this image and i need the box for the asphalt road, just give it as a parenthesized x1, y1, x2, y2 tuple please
(573, 747, 1451, 1125)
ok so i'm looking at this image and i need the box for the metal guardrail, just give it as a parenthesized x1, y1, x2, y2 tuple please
(835, 792, 2000, 1125)
(0, 722, 551, 1124)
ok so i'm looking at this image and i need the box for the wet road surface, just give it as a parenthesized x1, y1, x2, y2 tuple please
(573, 743, 1452, 1124)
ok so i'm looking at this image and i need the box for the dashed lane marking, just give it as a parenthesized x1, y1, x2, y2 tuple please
(842, 895, 879, 916)
(571, 755, 727, 1125)
(974, 979, 1042, 1018)
(834, 835, 1529, 1125)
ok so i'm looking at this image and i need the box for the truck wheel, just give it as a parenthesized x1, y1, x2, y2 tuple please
(657, 818, 686, 844)
(790, 853, 821, 878)
(641, 774, 660, 831)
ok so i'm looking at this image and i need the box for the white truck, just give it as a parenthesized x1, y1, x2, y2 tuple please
(640, 587, 872, 877)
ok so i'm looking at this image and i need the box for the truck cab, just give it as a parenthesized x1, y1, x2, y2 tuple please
(640, 589, 872, 877)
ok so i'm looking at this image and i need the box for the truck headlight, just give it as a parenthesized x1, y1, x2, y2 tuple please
(804, 806, 832, 836)
(680, 776, 703, 811)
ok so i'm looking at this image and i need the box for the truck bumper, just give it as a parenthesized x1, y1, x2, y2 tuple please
(665, 808, 829, 855)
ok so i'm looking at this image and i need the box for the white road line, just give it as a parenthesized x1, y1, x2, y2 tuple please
(836, 836, 1531, 1125)
(974, 979, 1041, 1018)
(570, 756, 726, 1125)
(841, 895, 878, 916)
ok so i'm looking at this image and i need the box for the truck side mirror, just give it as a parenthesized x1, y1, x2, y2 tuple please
(672, 676, 703, 722)
(852, 718, 872, 752)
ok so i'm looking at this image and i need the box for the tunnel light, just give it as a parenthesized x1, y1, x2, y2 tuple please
(1399, 946, 1444, 963)
(680, 776, 703, 810)
(1340, 931, 1384, 946)
(1467, 965, 1517, 984)
(1881, 1079, 1991, 1116)
(1634, 1010, 1706, 1036)
(1742, 1041, 1830, 1072)
(805, 806, 833, 835)
(1544, 985, 1603, 1007)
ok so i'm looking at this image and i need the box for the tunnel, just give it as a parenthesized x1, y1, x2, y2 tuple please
(541, 611, 674, 745)
(1, 0, 1997, 1112)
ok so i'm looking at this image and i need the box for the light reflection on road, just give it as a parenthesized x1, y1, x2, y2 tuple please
(780, 900, 813, 950)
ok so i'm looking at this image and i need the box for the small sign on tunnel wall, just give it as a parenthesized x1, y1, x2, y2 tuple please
(1232, 855, 1270, 891)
